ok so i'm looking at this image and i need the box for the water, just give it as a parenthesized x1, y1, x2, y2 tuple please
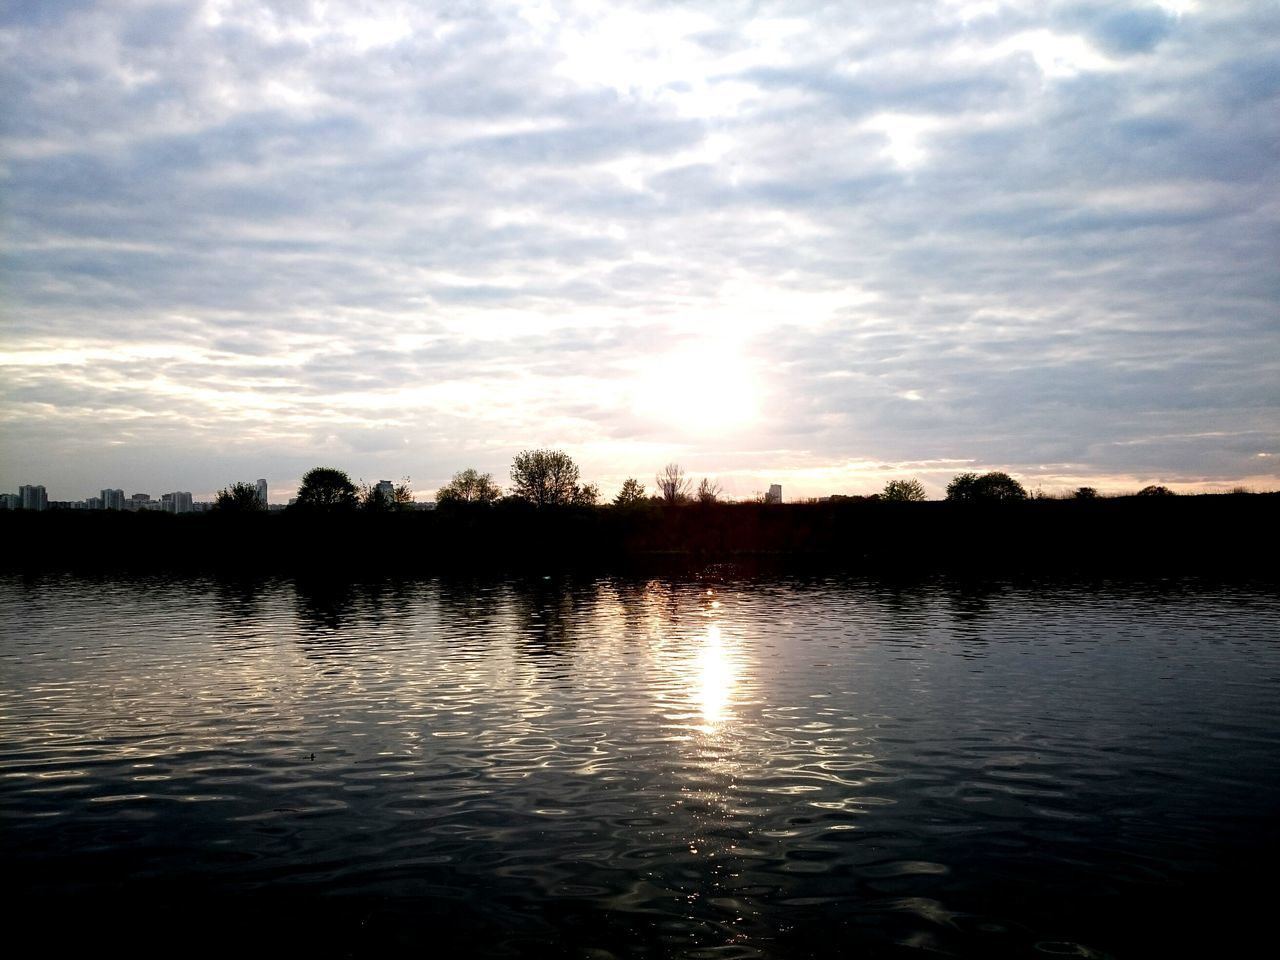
(2, 574, 1278, 957)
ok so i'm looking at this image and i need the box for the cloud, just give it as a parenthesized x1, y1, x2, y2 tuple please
(1, 0, 1276, 499)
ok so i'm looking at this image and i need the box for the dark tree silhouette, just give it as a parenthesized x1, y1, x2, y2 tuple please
(361, 483, 390, 512)
(657, 463, 691, 504)
(882, 479, 927, 501)
(1073, 486, 1099, 499)
(213, 481, 265, 513)
(392, 480, 414, 509)
(946, 471, 1027, 501)
(1137, 485, 1175, 496)
(613, 478, 646, 505)
(294, 467, 358, 511)
(510, 449, 586, 507)
(697, 478, 722, 504)
(359, 479, 414, 512)
(436, 469, 501, 505)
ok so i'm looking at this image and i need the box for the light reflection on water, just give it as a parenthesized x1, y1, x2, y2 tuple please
(2, 574, 1280, 957)
(695, 621, 735, 730)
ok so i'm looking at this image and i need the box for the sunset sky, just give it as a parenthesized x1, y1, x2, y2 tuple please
(2, 0, 1277, 502)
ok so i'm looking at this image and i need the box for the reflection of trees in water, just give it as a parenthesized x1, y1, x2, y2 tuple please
(945, 580, 1005, 647)
(876, 578, 931, 622)
(355, 577, 415, 628)
(608, 577, 650, 618)
(294, 577, 360, 635)
(292, 578, 420, 638)
(602, 576, 676, 641)
(435, 577, 504, 643)
(640, 577, 685, 627)
(506, 578, 601, 672)
(212, 574, 265, 621)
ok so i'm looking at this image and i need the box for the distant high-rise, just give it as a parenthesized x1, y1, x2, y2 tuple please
(100, 488, 125, 510)
(20, 484, 48, 511)
(766, 484, 782, 504)
(161, 491, 193, 514)
(375, 480, 395, 503)
(255, 478, 268, 508)
(1, 493, 19, 510)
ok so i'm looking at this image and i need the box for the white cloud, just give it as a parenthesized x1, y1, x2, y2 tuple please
(1, 0, 1276, 499)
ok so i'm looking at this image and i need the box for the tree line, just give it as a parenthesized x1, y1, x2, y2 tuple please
(213, 452, 1189, 513)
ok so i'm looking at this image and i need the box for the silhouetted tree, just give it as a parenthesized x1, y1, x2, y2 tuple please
(882, 478, 927, 502)
(1073, 486, 1098, 499)
(614, 478, 646, 505)
(294, 467, 358, 512)
(359, 478, 415, 512)
(945, 473, 980, 500)
(392, 480, 414, 509)
(1137, 484, 1175, 497)
(697, 478, 723, 504)
(510, 449, 589, 507)
(573, 483, 600, 506)
(361, 483, 389, 512)
(946, 471, 1027, 501)
(979, 472, 1027, 500)
(657, 463, 691, 504)
(436, 468, 501, 505)
(213, 481, 265, 513)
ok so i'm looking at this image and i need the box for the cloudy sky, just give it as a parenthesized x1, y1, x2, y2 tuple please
(2, 0, 1277, 502)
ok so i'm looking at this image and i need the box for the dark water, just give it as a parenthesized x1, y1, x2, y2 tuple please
(3, 574, 1279, 958)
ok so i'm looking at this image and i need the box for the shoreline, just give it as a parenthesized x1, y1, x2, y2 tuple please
(3, 493, 1275, 579)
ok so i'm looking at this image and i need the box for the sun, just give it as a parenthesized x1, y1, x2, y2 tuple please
(631, 340, 761, 434)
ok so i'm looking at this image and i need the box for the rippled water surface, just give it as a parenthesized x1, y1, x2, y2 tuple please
(3, 574, 1279, 957)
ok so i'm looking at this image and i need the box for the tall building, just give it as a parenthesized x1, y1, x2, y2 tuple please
(20, 484, 48, 511)
(161, 492, 194, 514)
(375, 480, 395, 503)
(765, 484, 782, 504)
(100, 488, 125, 510)
(2, 493, 21, 510)
(255, 478, 268, 508)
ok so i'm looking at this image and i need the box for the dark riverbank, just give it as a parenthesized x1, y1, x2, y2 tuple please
(3, 493, 1275, 577)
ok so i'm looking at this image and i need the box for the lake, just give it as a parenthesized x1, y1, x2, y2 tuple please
(3, 574, 1278, 957)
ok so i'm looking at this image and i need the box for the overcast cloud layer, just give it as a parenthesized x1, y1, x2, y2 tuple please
(2, 0, 1277, 501)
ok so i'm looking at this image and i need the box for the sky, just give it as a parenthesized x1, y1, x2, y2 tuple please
(2, 0, 1277, 503)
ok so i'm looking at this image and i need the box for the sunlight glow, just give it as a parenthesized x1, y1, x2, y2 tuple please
(696, 624, 736, 729)
(630, 341, 760, 435)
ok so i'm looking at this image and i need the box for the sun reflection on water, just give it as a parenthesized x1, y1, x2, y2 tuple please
(696, 622, 737, 732)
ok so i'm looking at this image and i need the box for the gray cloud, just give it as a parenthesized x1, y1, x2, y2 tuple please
(2, 0, 1277, 499)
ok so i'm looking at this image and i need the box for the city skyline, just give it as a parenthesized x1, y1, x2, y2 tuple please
(2, 1, 1277, 501)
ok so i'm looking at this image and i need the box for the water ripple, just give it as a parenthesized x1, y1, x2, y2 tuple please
(2, 574, 1279, 956)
